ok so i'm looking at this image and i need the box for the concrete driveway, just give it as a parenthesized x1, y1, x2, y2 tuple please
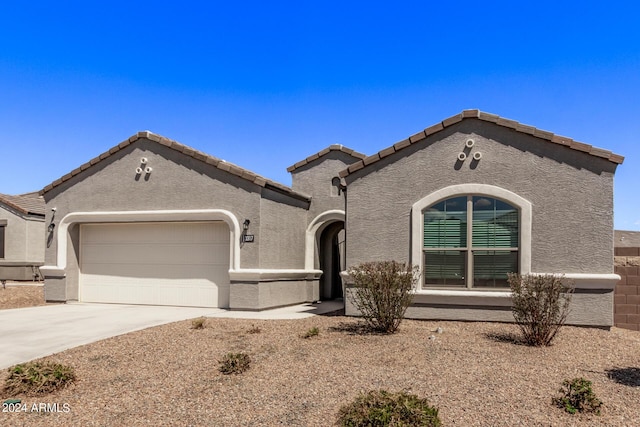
(0, 301, 343, 369)
(0, 303, 223, 369)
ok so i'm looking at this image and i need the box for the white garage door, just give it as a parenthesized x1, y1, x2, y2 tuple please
(80, 222, 230, 308)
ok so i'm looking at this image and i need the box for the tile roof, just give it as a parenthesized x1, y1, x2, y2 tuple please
(0, 192, 45, 216)
(339, 109, 625, 178)
(40, 131, 311, 202)
(287, 144, 367, 172)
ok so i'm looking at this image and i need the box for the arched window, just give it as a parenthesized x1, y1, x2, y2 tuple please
(422, 196, 519, 288)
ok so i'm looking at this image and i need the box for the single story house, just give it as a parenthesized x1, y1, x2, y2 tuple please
(40, 110, 624, 327)
(0, 192, 45, 281)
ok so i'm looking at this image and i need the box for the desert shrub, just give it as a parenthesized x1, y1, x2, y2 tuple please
(336, 390, 441, 427)
(347, 261, 419, 333)
(508, 273, 574, 346)
(3, 362, 76, 396)
(552, 377, 602, 415)
(218, 352, 251, 375)
(302, 327, 319, 338)
(191, 317, 207, 329)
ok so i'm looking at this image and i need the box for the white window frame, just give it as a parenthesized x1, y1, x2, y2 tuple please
(411, 184, 532, 289)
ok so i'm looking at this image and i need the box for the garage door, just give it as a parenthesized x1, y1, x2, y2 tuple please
(80, 222, 230, 308)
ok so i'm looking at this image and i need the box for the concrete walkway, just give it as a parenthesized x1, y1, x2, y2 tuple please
(0, 301, 343, 369)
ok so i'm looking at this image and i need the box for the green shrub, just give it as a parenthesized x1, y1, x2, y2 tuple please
(552, 377, 602, 415)
(191, 317, 207, 330)
(347, 261, 419, 333)
(302, 327, 320, 338)
(336, 390, 441, 427)
(508, 273, 574, 346)
(3, 362, 76, 396)
(218, 352, 251, 375)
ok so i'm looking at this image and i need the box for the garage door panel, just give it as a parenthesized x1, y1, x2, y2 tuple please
(81, 283, 222, 307)
(82, 263, 226, 280)
(81, 243, 229, 266)
(81, 222, 228, 244)
(80, 222, 230, 308)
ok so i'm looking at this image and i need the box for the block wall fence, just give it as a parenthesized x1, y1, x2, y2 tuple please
(614, 246, 640, 331)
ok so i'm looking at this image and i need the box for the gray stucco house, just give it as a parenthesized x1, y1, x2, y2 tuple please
(0, 192, 45, 281)
(40, 110, 624, 326)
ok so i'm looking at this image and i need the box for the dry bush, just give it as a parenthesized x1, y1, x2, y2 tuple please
(508, 273, 574, 346)
(3, 362, 76, 396)
(347, 261, 419, 333)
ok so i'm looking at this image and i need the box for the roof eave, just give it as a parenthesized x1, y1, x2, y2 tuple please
(287, 144, 367, 173)
(40, 131, 309, 202)
(339, 109, 624, 178)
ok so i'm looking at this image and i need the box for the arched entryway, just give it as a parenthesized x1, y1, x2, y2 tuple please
(318, 221, 344, 300)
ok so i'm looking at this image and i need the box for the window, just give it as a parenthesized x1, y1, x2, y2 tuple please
(423, 196, 519, 288)
(0, 225, 4, 259)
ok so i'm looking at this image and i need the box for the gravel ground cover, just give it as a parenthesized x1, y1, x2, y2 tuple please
(1, 314, 639, 426)
(0, 283, 46, 310)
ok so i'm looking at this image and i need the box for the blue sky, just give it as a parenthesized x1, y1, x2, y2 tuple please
(1, 1, 638, 230)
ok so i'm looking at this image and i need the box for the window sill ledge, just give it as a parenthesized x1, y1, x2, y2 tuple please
(416, 289, 511, 298)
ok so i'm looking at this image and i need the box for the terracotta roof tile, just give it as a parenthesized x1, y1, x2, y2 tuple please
(379, 146, 396, 158)
(0, 192, 45, 216)
(442, 113, 463, 127)
(339, 109, 624, 178)
(590, 147, 614, 159)
(551, 134, 572, 146)
(393, 138, 411, 150)
(516, 123, 536, 135)
(569, 140, 592, 153)
(363, 154, 380, 166)
(409, 131, 426, 143)
(286, 144, 366, 172)
(533, 128, 554, 140)
(425, 123, 444, 136)
(609, 153, 625, 163)
(40, 131, 310, 202)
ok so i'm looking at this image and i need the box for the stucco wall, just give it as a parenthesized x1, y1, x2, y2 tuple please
(0, 206, 44, 263)
(258, 193, 307, 269)
(1, 208, 27, 262)
(43, 137, 310, 302)
(344, 119, 616, 274)
(291, 151, 356, 221)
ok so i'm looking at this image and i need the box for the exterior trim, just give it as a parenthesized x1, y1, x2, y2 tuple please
(229, 269, 322, 281)
(40, 209, 242, 277)
(305, 210, 345, 270)
(531, 272, 621, 290)
(411, 184, 533, 285)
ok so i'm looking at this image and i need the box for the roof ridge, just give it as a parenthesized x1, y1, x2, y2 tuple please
(287, 144, 367, 172)
(339, 110, 624, 178)
(40, 131, 310, 202)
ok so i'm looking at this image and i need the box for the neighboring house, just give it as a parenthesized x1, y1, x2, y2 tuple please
(40, 110, 624, 327)
(0, 192, 45, 281)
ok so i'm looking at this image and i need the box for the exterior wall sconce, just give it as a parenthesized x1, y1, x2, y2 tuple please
(48, 207, 56, 232)
(243, 219, 251, 231)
